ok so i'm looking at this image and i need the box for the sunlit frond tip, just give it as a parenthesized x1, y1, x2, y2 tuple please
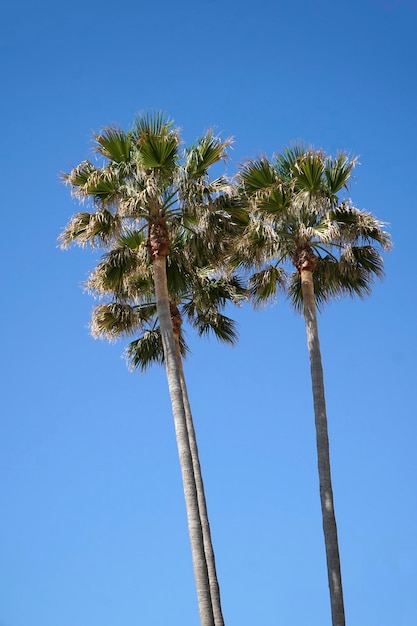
(58, 210, 121, 248)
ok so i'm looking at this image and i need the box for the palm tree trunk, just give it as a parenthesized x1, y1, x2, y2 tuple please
(174, 337, 225, 626)
(300, 269, 346, 626)
(152, 254, 215, 626)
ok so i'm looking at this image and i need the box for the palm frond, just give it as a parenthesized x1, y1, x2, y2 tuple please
(248, 265, 287, 307)
(133, 111, 174, 138)
(135, 302, 158, 321)
(132, 111, 179, 175)
(211, 194, 250, 228)
(324, 153, 357, 196)
(275, 144, 308, 180)
(294, 151, 325, 195)
(183, 274, 247, 319)
(125, 328, 189, 372)
(86, 245, 141, 296)
(185, 133, 232, 179)
(90, 302, 141, 340)
(190, 309, 239, 344)
(239, 157, 279, 194)
(78, 168, 122, 203)
(138, 132, 179, 173)
(125, 330, 164, 371)
(116, 228, 146, 249)
(165, 253, 194, 298)
(95, 127, 132, 163)
(61, 160, 98, 189)
(58, 210, 121, 248)
(339, 244, 385, 281)
(329, 205, 392, 249)
(203, 176, 233, 195)
(231, 214, 282, 269)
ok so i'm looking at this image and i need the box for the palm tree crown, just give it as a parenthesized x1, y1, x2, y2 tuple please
(60, 111, 245, 257)
(237, 146, 391, 308)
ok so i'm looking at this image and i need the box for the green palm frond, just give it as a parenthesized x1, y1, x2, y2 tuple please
(204, 274, 247, 306)
(116, 228, 146, 249)
(61, 160, 98, 188)
(232, 214, 281, 269)
(135, 302, 158, 321)
(125, 330, 164, 371)
(166, 255, 194, 298)
(179, 273, 245, 345)
(179, 229, 218, 268)
(132, 111, 179, 174)
(314, 256, 365, 303)
(238, 158, 291, 214)
(259, 183, 291, 214)
(239, 157, 278, 194)
(275, 144, 308, 179)
(193, 212, 247, 263)
(133, 111, 174, 139)
(294, 151, 325, 195)
(329, 205, 391, 249)
(79, 168, 121, 203)
(340, 244, 385, 280)
(87, 245, 141, 296)
(59, 210, 121, 248)
(213, 194, 250, 228)
(314, 256, 371, 302)
(287, 273, 303, 312)
(182, 275, 246, 320)
(138, 132, 179, 173)
(170, 213, 225, 268)
(189, 309, 238, 344)
(185, 133, 232, 179)
(63, 162, 121, 204)
(324, 153, 356, 196)
(248, 265, 287, 307)
(126, 328, 189, 372)
(90, 302, 141, 340)
(95, 127, 132, 163)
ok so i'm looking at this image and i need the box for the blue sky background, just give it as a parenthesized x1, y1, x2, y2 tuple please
(1, 1, 416, 625)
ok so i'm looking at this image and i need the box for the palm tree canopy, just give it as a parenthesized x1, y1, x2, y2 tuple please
(59, 111, 249, 368)
(236, 145, 391, 310)
(60, 111, 247, 256)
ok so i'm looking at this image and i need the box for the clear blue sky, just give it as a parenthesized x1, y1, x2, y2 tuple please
(1, 1, 416, 625)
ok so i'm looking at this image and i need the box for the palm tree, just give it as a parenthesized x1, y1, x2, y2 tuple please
(236, 146, 391, 626)
(60, 112, 245, 626)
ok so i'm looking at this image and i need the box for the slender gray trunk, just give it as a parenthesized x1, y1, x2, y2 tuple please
(300, 269, 346, 626)
(175, 340, 225, 626)
(153, 255, 215, 626)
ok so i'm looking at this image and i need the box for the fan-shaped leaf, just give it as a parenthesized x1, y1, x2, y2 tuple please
(95, 127, 132, 163)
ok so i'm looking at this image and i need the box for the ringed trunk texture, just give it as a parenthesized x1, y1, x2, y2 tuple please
(300, 268, 346, 626)
(173, 334, 225, 626)
(152, 255, 214, 626)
